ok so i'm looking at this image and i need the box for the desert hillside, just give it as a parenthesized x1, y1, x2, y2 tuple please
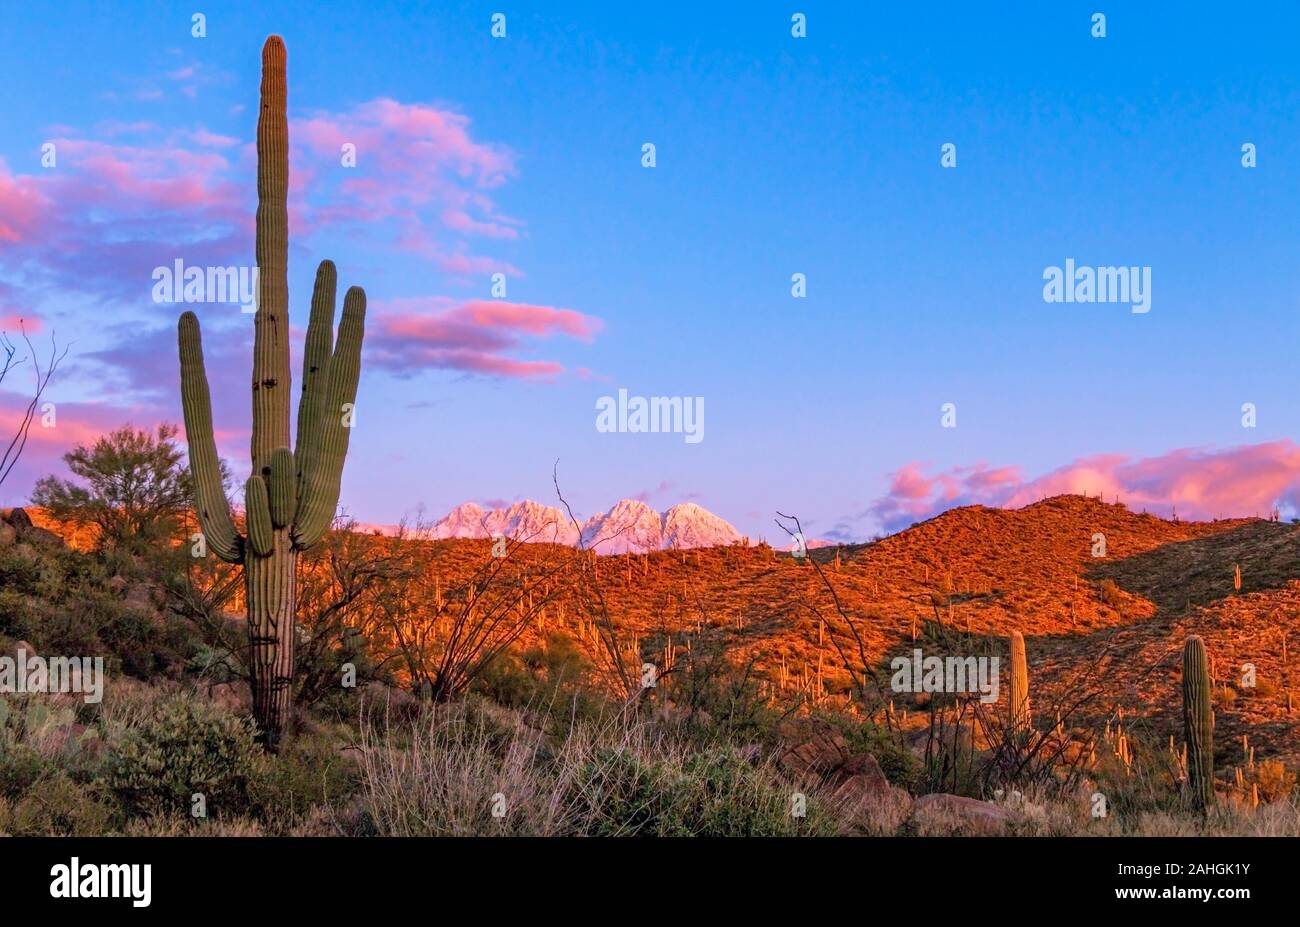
(384, 494, 1300, 764)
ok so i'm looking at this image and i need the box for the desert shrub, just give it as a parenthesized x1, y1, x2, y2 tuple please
(1243, 678, 1279, 699)
(30, 424, 194, 556)
(672, 748, 835, 836)
(0, 742, 57, 797)
(832, 716, 922, 791)
(1213, 685, 1238, 706)
(249, 729, 358, 826)
(1085, 732, 1186, 819)
(0, 771, 117, 836)
(1097, 579, 1124, 609)
(0, 534, 193, 678)
(569, 745, 675, 835)
(568, 743, 834, 836)
(107, 695, 260, 815)
(353, 698, 566, 836)
(656, 648, 785, 745)
(477, 630, 595, 712)
(0, 695, 101, 793)
(1254, 759, 1296, 802)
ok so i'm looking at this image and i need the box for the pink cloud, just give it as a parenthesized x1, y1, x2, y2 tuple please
(0, 315, 41, 333)
(0, 397, 171, 506)
(0, 162, 48, 243)
(868, 443, 1300, 532)
(369, 298, 602, 380)
(0, 95, 520, 305)
(292, 98, 520, 256)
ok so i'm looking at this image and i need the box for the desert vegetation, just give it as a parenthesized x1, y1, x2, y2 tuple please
(2, 424, 1298, 835)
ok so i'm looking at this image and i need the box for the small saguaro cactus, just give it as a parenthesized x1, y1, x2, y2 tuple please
(1008, 630, 1031, 735)
(1182, 635, 1215, 812)
(178, 36, 366, 748)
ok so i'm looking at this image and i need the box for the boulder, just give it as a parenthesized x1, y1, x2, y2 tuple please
(830, 752, 913, 827)
(3, 507, 34, 532)
(778, 725, 912, 832)
(3, 508, 63, 548)
(777, 725, 850, 780)
(912, 793, 1014, 835)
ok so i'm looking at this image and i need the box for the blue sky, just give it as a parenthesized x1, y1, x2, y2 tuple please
(2, 1, 1300, 540)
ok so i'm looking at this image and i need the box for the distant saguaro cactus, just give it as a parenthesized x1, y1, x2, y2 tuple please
(178, 36, 366, 748)
(1009, 630, 1030, 734)
(1182, 635, 1215, 812)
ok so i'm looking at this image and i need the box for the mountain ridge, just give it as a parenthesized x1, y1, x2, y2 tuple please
(425, 498, 744, 553)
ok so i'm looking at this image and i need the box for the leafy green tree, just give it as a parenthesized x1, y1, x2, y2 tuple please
(31, 424, 199, 553)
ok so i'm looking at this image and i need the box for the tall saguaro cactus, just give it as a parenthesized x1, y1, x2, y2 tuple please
(1008, 630, 1031, 735)
(178, 36, 366, 748)
(1182, 635, 1215, 812)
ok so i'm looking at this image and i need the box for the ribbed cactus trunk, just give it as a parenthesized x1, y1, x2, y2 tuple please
(1182, 635, 1215, 812)
(178, 36, 366, 750)
(1008, 630, 1030, 736)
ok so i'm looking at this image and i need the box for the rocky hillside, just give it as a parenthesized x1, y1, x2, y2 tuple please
(406, 494, 1300, 763)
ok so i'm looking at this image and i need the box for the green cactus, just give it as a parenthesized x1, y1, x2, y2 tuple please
(1182, 635, 1215, 812)
(177, 35, 366, 748)
(1008, 630, 1031, 735)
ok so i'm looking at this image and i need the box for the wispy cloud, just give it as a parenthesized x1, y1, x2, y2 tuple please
(368, 297, 602, 380)
(864, 442, 1300, 534)
(0, 95, 523, 303)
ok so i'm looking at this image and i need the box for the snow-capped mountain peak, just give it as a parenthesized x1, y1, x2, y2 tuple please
(429, 497, 741, 553)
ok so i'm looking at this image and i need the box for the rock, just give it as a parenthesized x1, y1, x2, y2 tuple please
(912, 793, 1014, 835)
(831, 752, 913, 822)
(364, 681, 417, 710)
(0, 521, 15, 546)
(837, 752, 891, 794)
(3, 507, 34, 532)
(3, 508, 62, 548)
(779, 725, 912, 833)
(777, 725, 849, 780)
(19, 525, 63, 548)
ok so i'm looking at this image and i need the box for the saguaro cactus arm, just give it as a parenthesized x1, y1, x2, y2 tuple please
(178, 312, 243, 563)
(268, 447, 296, 527)
(292, 285, 366, 549)
(245, 475, 274, 556)
(294, 260, 337, 483)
